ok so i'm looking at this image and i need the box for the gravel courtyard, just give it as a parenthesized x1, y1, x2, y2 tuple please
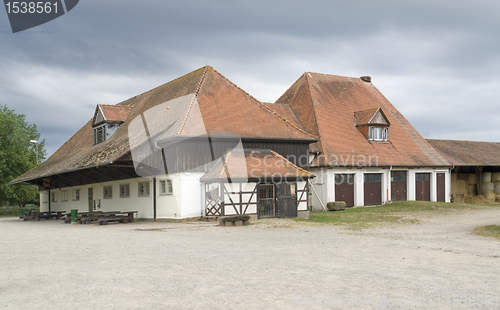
(1, 209, 500, 309)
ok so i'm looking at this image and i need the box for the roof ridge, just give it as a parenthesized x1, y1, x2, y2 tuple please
(176, 66, 209, 135)
(132, 66, 208, 100)
(209, 67, 318, 140)
(304, 72, 324, 142)
(305, 71, 361, 80)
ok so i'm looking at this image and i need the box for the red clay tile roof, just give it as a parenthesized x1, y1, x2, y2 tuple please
(201, 149, 314, 182)
(427, 139, 500, 166)
(277, 72, 450, 167)
(354, 108, 377, 126)
(11, 66, 317, 185)
(354, 108, 389, 126)
(98, 104, 131, 123)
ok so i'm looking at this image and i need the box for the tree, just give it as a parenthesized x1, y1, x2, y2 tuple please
(0, 105, 46, 207)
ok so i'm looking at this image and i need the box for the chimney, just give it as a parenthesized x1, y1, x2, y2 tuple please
(360, 76, 372, 83)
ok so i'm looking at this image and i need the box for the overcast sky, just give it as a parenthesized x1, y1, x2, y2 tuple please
(1, 0, 499, 158)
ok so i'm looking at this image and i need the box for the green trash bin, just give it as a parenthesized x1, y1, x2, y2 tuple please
(21, 208, 27, 217)
(71, 209, 78, 223)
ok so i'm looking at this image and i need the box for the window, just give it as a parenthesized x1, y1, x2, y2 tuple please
(369, 126, 389, 142)
(335, 174, 355, 184)
(103, 186, 113, 199)
(160, 179, 173, 195)
(207, 186, 220, 201)
(42, 193, 48, 203)
(138, 181, 150, 197)
(51, 192, 57, 203)
(364, 173, 382, 182)
(391, 171, 407, 182)
(61, 190, 68, 202)
(73, 189, 80, 201)
(93, 125, 106, 145)
(416, 173, 430, 181)
(120, 184, 130, 198)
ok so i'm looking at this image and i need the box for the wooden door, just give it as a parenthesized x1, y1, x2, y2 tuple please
(88, 188, 94, 212)
(364, 173, 382, 206)
(436, 173, 446, 202)
(258, 184, 275, 218)
(276, 183, 297, 218)
(415, 173, 431, 201)
(335, 174, 355, 207)
(391, 171, 407, 201)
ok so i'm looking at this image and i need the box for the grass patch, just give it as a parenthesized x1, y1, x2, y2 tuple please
(473, 225, 500, 241)
(300, 201, 500, 229)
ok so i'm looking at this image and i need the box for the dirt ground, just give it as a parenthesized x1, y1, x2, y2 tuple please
(1, 209, 500, 309)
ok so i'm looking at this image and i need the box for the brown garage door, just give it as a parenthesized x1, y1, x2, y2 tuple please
(436, 173, 446, 202)
(364, 173, 382, 206)
(415, 173, 431, 201)
(391, 171, 407, 201)
(335, 174, 355, 207)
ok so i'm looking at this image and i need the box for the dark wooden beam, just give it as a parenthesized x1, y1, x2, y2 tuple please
(92, 168, 115, 182)
(476, 166, 484, 196)
(53, 174, 81, 188)
(106, 167, 136, 179)
(75, 170, 99, 183)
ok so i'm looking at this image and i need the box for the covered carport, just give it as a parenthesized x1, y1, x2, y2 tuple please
(427, 139, 500, 202)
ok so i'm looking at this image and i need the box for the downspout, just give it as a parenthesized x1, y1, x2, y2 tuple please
(388, 166, 392, 203)
(200, 182, 204, 219)
(153, 178, 157, 222)
(48, 189, 51, 212)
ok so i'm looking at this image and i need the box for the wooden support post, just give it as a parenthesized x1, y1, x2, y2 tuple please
(48, 189, 51, 212)
(476, 166, 483, 197)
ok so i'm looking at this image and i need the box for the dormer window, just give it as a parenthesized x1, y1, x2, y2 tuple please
(91, 104, 131, 145)
(93, 125, 106, 145)
(354, 108, 390, 143)
(369, 126, 389, 141)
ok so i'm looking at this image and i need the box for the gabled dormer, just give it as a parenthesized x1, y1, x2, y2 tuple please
(92, 104, 131, 145)
(354, 108, 391, 142)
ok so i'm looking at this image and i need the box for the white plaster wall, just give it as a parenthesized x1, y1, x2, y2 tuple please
(179, 172, 205, 218)
(156, 174, 182, 219)
(297, 181, 308, 211)
(310, 168, 327, 211)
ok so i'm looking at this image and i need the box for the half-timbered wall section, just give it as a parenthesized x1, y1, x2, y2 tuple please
(204, 181, 308, 217)
(205, 183, 258, 216)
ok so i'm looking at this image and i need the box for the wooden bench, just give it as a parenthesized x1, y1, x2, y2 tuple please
(204, 216, 219, 222)
(97, 211, 138, 225)
(60, 210, 138, 225)
(97, 216, 129, 225)
(22, 211, 65, 221)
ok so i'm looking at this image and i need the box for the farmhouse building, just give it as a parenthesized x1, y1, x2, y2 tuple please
(270, 73, 452, 209)
(11, 66, 453, 220)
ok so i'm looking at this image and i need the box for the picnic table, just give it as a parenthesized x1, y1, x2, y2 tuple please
(21, 211, 65, 221)
(96, 211, 138, 225)
(64, 211, 138, 225)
